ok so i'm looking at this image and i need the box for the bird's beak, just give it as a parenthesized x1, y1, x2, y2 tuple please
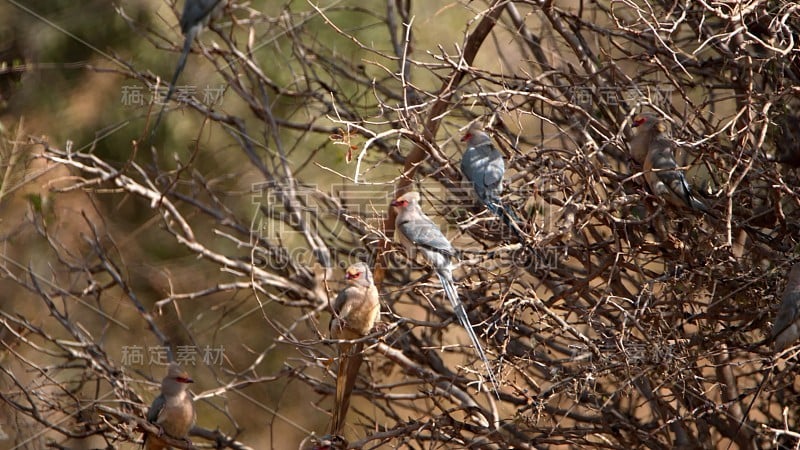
(391, 197, 410, 208)
(345, 270, 360, 280)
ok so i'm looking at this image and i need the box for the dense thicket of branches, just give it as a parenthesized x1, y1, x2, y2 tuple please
(1, 0, 799, 448)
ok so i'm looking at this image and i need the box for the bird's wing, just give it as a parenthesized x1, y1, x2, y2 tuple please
(480, 147, 504, 191)
(330, 286, 377, 339)
(644, 138, 709, 213)
(654, 157, 707, 212)
(330, 288, 353, 335)
(397, 216, 454, 258)
(461, 148, 486, 195)
(462, 145, 504, 193)
(146, 394, 166, 423)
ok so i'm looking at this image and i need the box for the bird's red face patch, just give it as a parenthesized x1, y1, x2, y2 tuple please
(390, 199, 409, 208)
(175, 375, 194, 384)
(346, 269, 361, 280)
(632, 116, 648, 127)
(460, 132, 472, 142)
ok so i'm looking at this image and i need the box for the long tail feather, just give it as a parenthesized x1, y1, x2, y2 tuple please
(436, 268, 499, 395)
(688, 194, 710, 214)
(330, 342, 364, 435)
(730, 360, 774, 449)
(485, 197, 529, 246)
(148, 26, 197, 147)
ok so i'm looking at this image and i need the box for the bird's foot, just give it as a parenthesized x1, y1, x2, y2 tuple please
(372, 321, 390, 334)
(332, 319, 349, 336)
(309, 434, 348, 450)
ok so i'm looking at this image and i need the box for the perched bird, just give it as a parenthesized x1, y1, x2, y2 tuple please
(772, 263, 800, 353)
(149, 0, 225, 142)
(631, 113, 710, 214)
(460, 124, 525, 243)
(144, 363, 195, 450)
(391, 191, 499, 393)
(735, 263, 800, 438)
(329, 262, 380, 435)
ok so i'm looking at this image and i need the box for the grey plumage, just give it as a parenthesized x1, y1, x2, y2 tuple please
(329, 262, 380, 435)
(733, 264, 800, 441)
(460, 124, 525, 242)
(144, 363, 195, 450)
(391, 191, 499, 394)
(772, 263, 800, 353)
(149, 0, 224, 143)
(461, 124, 505, 211)
(632, 113, 710, 214)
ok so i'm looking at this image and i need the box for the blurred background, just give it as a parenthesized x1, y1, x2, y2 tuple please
(0, 0, 799, 448)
